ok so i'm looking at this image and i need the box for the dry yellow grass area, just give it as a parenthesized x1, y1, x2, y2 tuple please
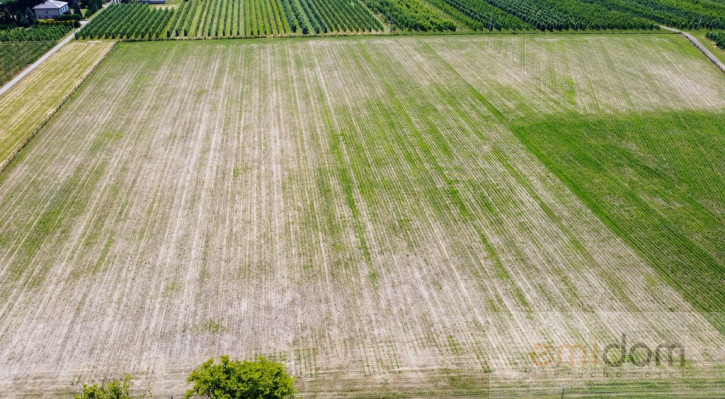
(0, 40, 116, 171)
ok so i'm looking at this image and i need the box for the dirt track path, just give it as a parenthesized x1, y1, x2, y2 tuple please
(0, 21, 93, 98)
(660, 25, 725, 73)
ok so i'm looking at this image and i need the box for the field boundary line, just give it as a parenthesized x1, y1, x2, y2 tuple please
(0, 42, 118, 174)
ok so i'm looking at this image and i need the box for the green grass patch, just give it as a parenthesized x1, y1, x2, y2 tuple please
(510, 110, 725, 331)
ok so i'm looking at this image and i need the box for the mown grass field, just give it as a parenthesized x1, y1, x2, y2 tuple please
(0, 41, 115, 170)
(0, 34, 723, 396)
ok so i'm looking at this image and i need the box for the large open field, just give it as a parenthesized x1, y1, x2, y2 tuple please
(0, 34, 723, 396)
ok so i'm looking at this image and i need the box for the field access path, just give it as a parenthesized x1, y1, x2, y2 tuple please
(0, 21, 91, 98)
(0, 41, 116, 171)
(660, 26, 725, 73)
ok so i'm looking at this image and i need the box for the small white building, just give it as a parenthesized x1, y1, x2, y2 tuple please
(32, 0, 70, 20)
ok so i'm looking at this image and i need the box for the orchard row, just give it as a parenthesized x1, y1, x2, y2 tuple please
(75, 0, 725, 39)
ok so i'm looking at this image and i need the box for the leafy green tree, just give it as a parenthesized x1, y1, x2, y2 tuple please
(71, 0, 81, 16)
(75, 375, 151, 399)
(16, 10, 29, 27)
(185, 356, 296, 399)
(24, 7, 34, 24)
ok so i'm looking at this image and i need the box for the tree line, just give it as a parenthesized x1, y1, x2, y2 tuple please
(479, 0, 657, 31)
(583, 0, 725, 30)
(362, 0, 457, 31)
(77, 4, 174, 40)
(706, 31, 725, 49)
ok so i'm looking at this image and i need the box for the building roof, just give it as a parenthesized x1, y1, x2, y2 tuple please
(33, 0, 68, 10)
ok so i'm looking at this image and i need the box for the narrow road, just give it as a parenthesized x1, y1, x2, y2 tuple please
(0, 21, 90, 97)
(661, 25, 725, 73)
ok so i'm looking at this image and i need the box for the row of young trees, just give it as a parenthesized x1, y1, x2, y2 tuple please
(167, 0, 197, 37)
(480, 0, 657, 31)
(430, 0, 532, 31)
(0, 20, 74, 85)
(583, 0, 725, 30)
(0, 41, 53, 84)
(167, 0, 383, 39)
(77, 4, 174, 40)
(291, 0, 383, 34)
(706, 31, 725, 49)
(362, 0, 456, 31)
(281, 0, 328, 34)
(0, 21, 74, 41)
(167, 0, 290, 39)
(76, 0, 717, 42)
(133, 6, 174, 39)
(242, 0, 289, 37)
